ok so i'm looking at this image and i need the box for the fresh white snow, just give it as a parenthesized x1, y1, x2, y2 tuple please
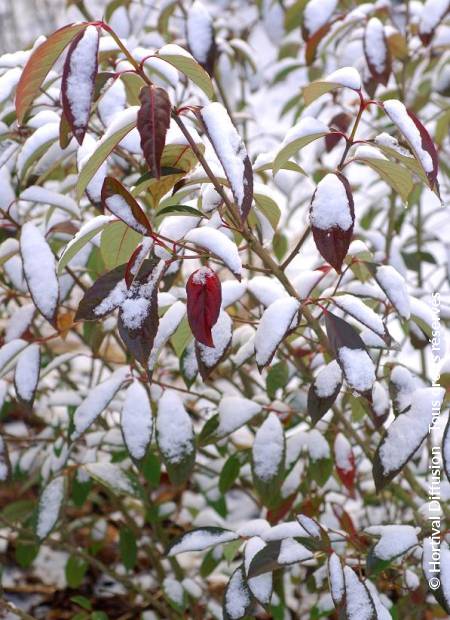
(64, 26, 99, 134)
(313, 360, 342, 398)
(196, 309, 232, 368)
(121, 381, 153, 460)
(168, 528, 238, 556)
(376, 265, 410, 319)
(328, 553, 344, 605)
(303, 0, 337, 36)
(252, 413, 284, 482)
(343, 566, 374, 620)
(383, 99, 433, 173)
(244, 536, 272, 604)
(334, 432, 354, 472)
(20, 223, 59, 322)
(36, 476, 65, 539)
(254, 297, 300, 367)
(156, 390, 194, 464)
(379, 387, 445, 474)
(14, 343, 40, 403)
(419, 0, 450, 38)
(365, 524, 419, 560)
(216, 396, 262, 437)
(200, 102, 249, 213)
(310, 174, 353, 231)
(73, 367, 129, 438)
(364, 18, 388, 74)
(325, 67, 361, 90)
(224, 567, 250, 619)
(104, 193, 147, 234)
(185, 227, 242, 279)
(338, 347, 376, 392)
(186, 1, 213, 65)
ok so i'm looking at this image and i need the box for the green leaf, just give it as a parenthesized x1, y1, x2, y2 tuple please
(157, 45, 214, 99)
(71, 477, 92, 507)
(91, 613, 109, 620)
(170, 315, 192, 358)
(266, 361, 289, 399)
(1, 499, 35, 522)
(156, 204, 204, 219)
(119, 527, 137, 571)
(354, 155, 413, 202)
(100, 221, 142, 270)
(254, 189, 281, 230)
(274, 130, 328, 174)
(223, 538, 242, 563)
(71, 595, 92, 611)
(141, 452, 161, 488)
(309, 457, 333, 487)
(303, 81, 341, 107)
(16, 23, 88, 124)
(219, 454, 241, 494)
(58, 215, 112, 275)
(15, 541, 39, 568)
(272, 232, 288, 261)
(76, 107, 138, 200)
(66, 554, 88, 588)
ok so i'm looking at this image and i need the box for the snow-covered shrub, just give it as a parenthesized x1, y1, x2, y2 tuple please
(0, 0, 449, 618)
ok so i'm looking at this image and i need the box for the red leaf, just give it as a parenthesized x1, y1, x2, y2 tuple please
(186, 267, 222, 347)
(125, 242, 151, 289)
(310, 173, 354, 273)
(334, 433, 356, 496)
(407, 109, 439, 189)
(61, 25, 100, 145)
(16, 23, 88, 125)
(137, 85, 171, 180)
(101, 177, 152, 235)
(325, 113, 352, 152)
(363, 18, 391, 87)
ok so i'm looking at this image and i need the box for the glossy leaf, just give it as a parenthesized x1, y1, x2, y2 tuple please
(61, 26, 100, 145)
(101, 177, 152, 235)
(16, 23, 88, 124)
(186, 267, 222, 347)
(137, 85, 171, 179)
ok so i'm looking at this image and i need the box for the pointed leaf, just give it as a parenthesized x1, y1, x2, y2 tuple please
(186, 266, 222, 347)
(254, 297, 300, 369)
(167, 527, 239, 556)
(363, 18, 391, 86)
(121, 381, 153, 461)
(61, 25, 99, 144)
(14, 344, 40, 407)
(156, 390, 195, 485)
(198, 103, 253, 220)
(101, 177, 152, 234)
(20, 223, 59, 324)
(137, 85, 171, 179)
(36, 476, 65, 540)
(76, 106, 138, 200)
(273, 117, 329, 174)
(58, 215, 113, 275)
(372, 387, 445, 492)
(223, 565, 253, 620)
(196, 309, 232, 379)
(16, 23, 88, 124)
(310, 173, 354, 273)
(157, 44, 214, 99)
(307, 360, 342, 425)
(252, 413, 285, 508)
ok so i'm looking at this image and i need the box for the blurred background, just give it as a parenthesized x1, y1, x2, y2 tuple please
(0, 0, 65, 52)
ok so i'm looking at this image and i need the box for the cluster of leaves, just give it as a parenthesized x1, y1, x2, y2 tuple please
(0, 0, 450, 619)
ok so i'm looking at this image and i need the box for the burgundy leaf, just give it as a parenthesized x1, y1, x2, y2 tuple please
(186, 0, 217, 75)
(101, 177, 152, 235)
(363, 17, 391, 87)
(186, 267, 222, 347)
(309, 173, 354, 273)
(334, 433, 356, 496)
(75, 263, 128, 321)
(198, 103, 253, 221)
(61, 25, 100, 145)
(117, 258, 161, 365)
(125, 241, 152, 289)
(383, 100, 439, 190)
(325, 113, 352, 152)
(324, 311, 367, 357)
(137, 85, 171, 180)
(407, 109, 439, 189)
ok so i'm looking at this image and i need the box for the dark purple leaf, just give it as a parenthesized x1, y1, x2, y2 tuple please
(325, 113, 352, 152)
(137, 85, 171, 180)
(310, 173, 355, 273)
(61, 25, 100, 145)
(186, 267, 222, 347)
(101, 177, 152, 235)
(75, 263, 127, 321)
